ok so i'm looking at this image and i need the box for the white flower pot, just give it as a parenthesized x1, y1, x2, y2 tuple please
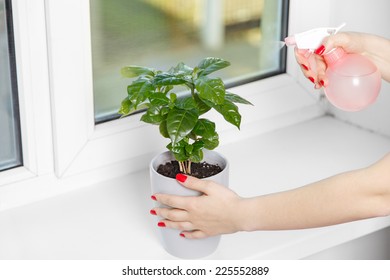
(150, 150, 229, 259)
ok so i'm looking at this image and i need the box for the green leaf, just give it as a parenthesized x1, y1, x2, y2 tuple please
(159, 120, 169, 138)
(140, 106, 163, 124)
(193, 94, 211, 115)
(193, 119, 216, 138)
(127, 77, 155, 107)
(185, 143, 193, 154)
(149, 92, 170, 107)
(214, 100, 242, 129)
(191, 119, 219, 150)
(169, 140, 205, 163)
(162, 85, 174, 94)
(118, 97, 149, 116)
(197, 57, 230, 77)
(121, 66, 155, 78)
(167, 140, 189, 162)
(167, 108, 199, 145)
(170, 93, 177, 103)
(225, 92, 253, 105)
(175, 96, 197, 110)
(189, 141, 204, 162)
(118, 97, 133, 116)
(160, 107, 169, 116)
(203, 133, 219, 150)
(195, 77, 225, 105)
(169, 62, 193, 76)
(153, 73, 187, 86)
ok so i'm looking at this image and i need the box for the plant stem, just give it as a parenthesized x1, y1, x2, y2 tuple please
(190, 87, 196, 99)
(178, 160, 192, 175)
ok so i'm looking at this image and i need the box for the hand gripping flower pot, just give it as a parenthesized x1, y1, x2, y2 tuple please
(150, 150, 228, 258)
(119, 57, 252, 259)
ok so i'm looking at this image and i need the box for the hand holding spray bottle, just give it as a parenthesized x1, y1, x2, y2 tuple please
(285, 23, 381, 112)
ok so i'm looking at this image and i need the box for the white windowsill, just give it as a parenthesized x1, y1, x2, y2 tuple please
(1, 115, 390, 260)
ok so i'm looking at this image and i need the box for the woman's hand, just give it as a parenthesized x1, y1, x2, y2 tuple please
(294, 32, 390, 87)
(151, 174, 244, 239)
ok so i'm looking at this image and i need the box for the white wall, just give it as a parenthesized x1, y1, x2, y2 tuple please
(327, 0, 390, 137)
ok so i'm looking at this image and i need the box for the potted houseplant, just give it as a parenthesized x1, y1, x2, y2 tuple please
(119, 57, 252, 258)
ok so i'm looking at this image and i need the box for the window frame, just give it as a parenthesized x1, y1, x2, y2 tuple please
(0, 0, 24, 172)
(0, 0, 330, 209)
(0, 0, 53, 184)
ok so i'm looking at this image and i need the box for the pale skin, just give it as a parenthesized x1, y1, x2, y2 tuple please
(152, 32, 390, 239)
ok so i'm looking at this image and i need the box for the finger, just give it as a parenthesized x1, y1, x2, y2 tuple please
(153, 207, 188, 222)
(294, 48, 311, 71)
(295, 48, 311, 59)
(315, 33, 356, 56)
(175, 174, 213, 194)
(158, 219, 194, 231)
(180, 230, 209, 239)
(177, 174, 230, 197)
(294, 48, 317, 85)
(314, 54, 328, 88)
(323, 33, 351, 52)
(153, 193, 192, 210)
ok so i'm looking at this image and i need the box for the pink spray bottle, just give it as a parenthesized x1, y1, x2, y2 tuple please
(285, 23, 381, 112)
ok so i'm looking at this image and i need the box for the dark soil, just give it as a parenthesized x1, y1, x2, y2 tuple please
(157, 161, 222, 179)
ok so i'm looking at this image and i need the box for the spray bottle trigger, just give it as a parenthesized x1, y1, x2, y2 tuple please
(284, 23, 346, 51)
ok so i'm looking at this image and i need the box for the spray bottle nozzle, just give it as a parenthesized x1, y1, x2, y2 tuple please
(285, 23, 346, 51)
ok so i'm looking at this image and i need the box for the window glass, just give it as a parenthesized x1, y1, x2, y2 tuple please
(0, 0, 22, 172)
(90, 0, 288, 122)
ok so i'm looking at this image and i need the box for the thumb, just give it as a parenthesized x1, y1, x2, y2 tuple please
(175, 174, 213, 194)
(315, 32, 354, 56)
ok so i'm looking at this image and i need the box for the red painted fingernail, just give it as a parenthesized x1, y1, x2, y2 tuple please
(180, 233, 185, 238)
(314, 45, 326, 55)
(176, 173, 187, 183)
(151, 195, 157, 201)
(319, 80, 325, 87)
(301, 64, 309, 71)
(158, 221, 166, 227)
(308, 76, 315, 83)
(150, 209, 157, 215)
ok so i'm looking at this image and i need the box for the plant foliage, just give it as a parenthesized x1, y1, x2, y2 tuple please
(119, 57, 252, 174)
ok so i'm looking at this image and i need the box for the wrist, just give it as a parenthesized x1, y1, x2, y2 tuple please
(234, 197, 262, 232)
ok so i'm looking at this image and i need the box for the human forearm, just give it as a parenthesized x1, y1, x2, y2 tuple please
(240, 156, 390, 231)
(360, 33, 390, 82)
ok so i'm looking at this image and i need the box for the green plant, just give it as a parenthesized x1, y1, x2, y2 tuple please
(119, 57, 252, 174)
